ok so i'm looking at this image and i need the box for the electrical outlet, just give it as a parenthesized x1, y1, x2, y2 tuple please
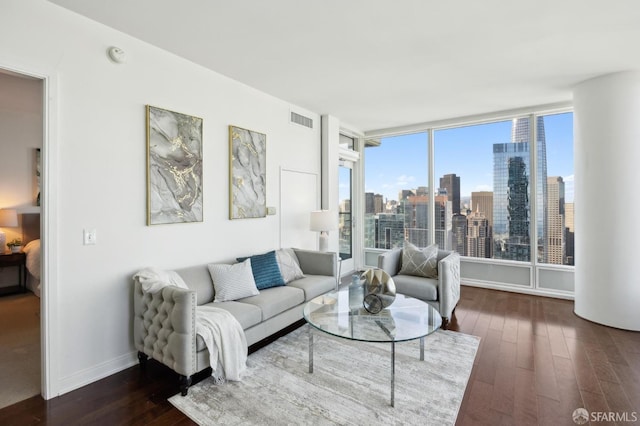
(83, 229, 97, 245)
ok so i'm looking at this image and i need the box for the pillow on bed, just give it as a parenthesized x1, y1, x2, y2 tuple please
(236, 250, 285, 290)
(208, 259, 260, 302)
(23, 239, 41, 281)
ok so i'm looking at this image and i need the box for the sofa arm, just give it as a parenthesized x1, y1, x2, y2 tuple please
(378, 248, 402, 276)
(134, 281, 197, 377)
(293, 249, 337, 277)
(437, 251, 461, 320)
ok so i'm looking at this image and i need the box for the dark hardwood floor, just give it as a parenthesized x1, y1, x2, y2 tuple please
(1, 286, 638, 425)
(452, 286, 640, 426)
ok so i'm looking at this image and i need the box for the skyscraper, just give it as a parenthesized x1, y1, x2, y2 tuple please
(365, 192, 375, 214)
(493, 117, 547, 261)
(404, 195, 430, 247)
(564, 202, 574, 265)
(452, 213, 467, 255)
(547, 176, 565, 264)
(440, 174, 461, 214)
(466, 209, 492, 258)
(471, 191, 493, 228)
(374, 194, 384, 213)
(434, 194, 452, 250)
(376, 213, 405, 249)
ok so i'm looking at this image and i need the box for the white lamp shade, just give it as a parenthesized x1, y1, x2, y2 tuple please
(309, 210, 337, 232)
(0, 209, 18, 227)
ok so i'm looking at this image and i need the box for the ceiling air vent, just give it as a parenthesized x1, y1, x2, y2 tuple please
(290, 111, 313, 129)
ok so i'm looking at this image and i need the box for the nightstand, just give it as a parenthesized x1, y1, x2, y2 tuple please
(0, 252, 27, 296)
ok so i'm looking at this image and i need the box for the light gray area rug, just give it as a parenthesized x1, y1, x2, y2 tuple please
(169, 325, 479, 425)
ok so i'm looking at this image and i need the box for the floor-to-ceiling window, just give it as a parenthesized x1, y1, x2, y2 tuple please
(362, 110, 575, 294)
(364, 132, 429, 250)
(434, 120, 517, 259)
(538, 112, 574, 266)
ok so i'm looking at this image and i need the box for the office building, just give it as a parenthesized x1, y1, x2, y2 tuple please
(440, 174, 461, 214)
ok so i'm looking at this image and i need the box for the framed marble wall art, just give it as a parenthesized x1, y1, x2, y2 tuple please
(229, 125, 266, 219)
(146, 105, 203, 225)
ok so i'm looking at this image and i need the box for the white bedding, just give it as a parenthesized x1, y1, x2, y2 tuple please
(23, 239, 41, 296)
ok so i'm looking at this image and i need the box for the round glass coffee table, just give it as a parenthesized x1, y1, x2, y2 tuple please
(303, 289, 442, 407)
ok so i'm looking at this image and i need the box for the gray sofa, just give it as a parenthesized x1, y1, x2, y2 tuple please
(377, 248, 460, 326)
(133, 248, 337, 395)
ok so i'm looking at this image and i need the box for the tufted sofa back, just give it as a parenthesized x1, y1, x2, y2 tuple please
(174, 264, 215, 306)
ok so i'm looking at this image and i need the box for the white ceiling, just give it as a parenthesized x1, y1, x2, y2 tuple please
(48, 0, 640, 132)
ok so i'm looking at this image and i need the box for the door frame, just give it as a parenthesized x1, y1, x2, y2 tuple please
(0, 61, 59, 400)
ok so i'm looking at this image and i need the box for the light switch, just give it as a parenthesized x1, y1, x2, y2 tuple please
(83, 229, 97, 245)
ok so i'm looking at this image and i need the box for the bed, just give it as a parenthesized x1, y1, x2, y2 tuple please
(21, 213, 41, 297)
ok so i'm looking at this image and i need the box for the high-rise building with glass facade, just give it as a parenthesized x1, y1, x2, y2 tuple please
(376, 213, 405, 249)
(493, 117, 547, 262)
(434, 194, 452, 250)
(365, 192, 375, 214)
(404, 195, 430, 247)
(440, 174, 461, 214)
(452, 213, 467, 255)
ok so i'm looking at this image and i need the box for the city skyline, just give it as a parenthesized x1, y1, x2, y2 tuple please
(356, 113, 574, 266)
(362, 113, 573, 204)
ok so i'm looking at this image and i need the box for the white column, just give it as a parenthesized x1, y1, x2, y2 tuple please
(574, 71, 640, 331)
(321, 115, 340, 253)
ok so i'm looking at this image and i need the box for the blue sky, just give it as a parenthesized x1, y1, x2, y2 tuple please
(361, 112, 574, 204)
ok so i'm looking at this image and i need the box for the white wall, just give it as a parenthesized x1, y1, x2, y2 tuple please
(1, 0, 321, 395)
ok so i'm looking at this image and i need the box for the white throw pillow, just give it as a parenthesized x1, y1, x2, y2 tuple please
(399, 242, 439, 278)
(208, 259, 259, 302)
(275, 248, 305, 283)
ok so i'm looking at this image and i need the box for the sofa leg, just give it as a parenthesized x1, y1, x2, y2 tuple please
(442, 317, 449, 330)
(179, 375, 192, 396)
(137, 351, 148, 369)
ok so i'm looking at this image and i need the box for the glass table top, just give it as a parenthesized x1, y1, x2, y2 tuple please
(303, 289, 442, 343)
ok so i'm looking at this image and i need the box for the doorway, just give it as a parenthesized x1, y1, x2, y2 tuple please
(0, 66, 48, 407)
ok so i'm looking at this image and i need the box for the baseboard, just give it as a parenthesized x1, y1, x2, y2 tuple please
(462, 280, 574, 300)
(57, 351, 138, 396)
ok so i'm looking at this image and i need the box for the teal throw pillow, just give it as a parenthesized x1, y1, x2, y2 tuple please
(237, 250, 286, 290)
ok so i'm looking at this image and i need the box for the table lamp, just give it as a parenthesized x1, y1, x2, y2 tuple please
(0, 209, 18, 254)
(310, 210, 337, 252)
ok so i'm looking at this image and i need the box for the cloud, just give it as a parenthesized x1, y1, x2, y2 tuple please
(564, 174, 574, 182)
(395, 174, 415, 187)
(472, 184, 492, 192)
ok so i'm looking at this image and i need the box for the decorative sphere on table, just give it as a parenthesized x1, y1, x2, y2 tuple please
(360, 268, 396, 314)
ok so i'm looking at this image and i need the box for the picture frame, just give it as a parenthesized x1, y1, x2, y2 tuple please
(146, 105, 203, 225)
(229, 125, 266, 219)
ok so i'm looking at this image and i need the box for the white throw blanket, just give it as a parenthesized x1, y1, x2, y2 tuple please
(134, 267, 247, 382)
(134, 267, 189, 293)
(197, 306, 247, 382)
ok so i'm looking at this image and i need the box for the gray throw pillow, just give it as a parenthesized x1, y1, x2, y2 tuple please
(275, 248, 305, 283)
(399, 242, 439, 278)
(208, 259, 260, 302)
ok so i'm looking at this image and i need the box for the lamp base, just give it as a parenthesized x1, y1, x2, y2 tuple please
(318, 231, 329, 252)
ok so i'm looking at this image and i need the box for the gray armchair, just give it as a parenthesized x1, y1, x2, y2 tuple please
(377, 248, 460, 327)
